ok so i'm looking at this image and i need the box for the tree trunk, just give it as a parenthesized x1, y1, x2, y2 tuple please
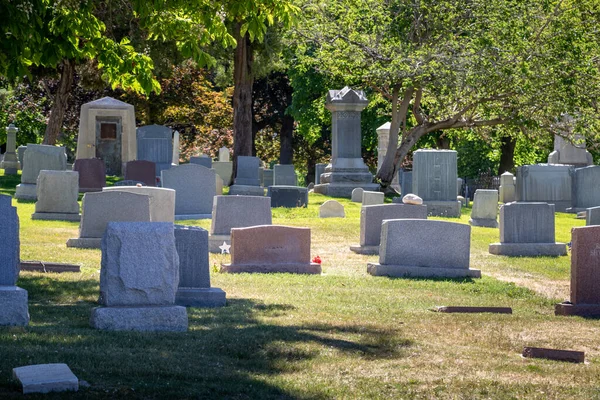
(43, 59, 74, 145)
(279, 114, 294, 164)
(498, 135, 516, 174)
(232, 22, 254, 182)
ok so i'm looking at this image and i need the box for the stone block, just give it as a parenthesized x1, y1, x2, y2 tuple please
(124, 160, 157, 186)
(212, 161, 233, 185)
(499, 172, 516, 203)
(469, 189, 498, 228)
(20, 144, 67, 184)
(219, 147, 230, 162)
(0, 286, 29, 326)
(319, 200, 345, 218)
(161, 163, 216, 217)
(175, 288, 226, 308)
(400, 170, 412, 196)
(0, 195, 20, 286)
(367, 219, 480, 278)
(175, 225, 210, 288)
(268, 186, 308, 208)
(548, 133, 593, 166)
(73, 158, 106, 192)
(13, 364, 78, 394)
(587, 206, 600, 226)
(315, 163, 327, 185)
(190, 156, 212, 169)
(412, 149, 457, 202)
(273, 164, 297, 186)
(516, 164, 573, 212)
(90, 305, 188, 332)
(34, 170, 79, 217)
(228, 184, 265, 196)
(263, 169, 274, 187)
(103, 186, 175, 223)
(17, 145, 27, 170)
(136, 124, 173, 176)
(570, 165, 600, 211)
(423, 200, 461, 218)
(235, 156, 260, 186)
(362, 191, 384, 206)
(351, 188, 364, 202)
(222, 225, 321, 274)
(350, 204, 427, 255)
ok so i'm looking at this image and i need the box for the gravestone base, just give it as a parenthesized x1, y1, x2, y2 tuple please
(313, 183, 379, 198)
(349, 244, 379, 255)
(175, 288, 226, 308)
(174, 214, 212, 221)
(423, 201, 461, 217)
(14, 184, 37, 200)
(32, 212, 81, 222)
(221, 262, 321, 274)
(0, 286, 30, 326)
(90, 305, 188, 332)
(367, 263, 481, 279)
(208, 234, 230, 253)
(488, 242, 567, 256)
(4, 167, 18, 175)
(468, 218, 498, 228)
(228, 185, 265, 196)
(268, 186, 308, 208)
(66, 238, 102, 249)
(555, 302, 600, 317)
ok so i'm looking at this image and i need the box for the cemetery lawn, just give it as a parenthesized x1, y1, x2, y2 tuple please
(1, 182, 598, 398)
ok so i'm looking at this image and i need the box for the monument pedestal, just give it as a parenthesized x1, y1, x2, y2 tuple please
(367, 263, 481, 278)
(221, 262, 321, 274)
(1, 152, 19, 175)
(0, 286, 30, 326)
(555, 302, 600, 317)
(314, 159, 378, 198)
(488, 242, 567, 256)
(175, 288, 226, 307)
(15, 183, 37, 200)
(90, 305, 188, 332)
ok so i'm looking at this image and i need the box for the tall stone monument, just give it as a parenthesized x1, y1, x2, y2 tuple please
(412, 149, 461, 217)
(1, 124, 20, 174)
(314, 87, 378, 198)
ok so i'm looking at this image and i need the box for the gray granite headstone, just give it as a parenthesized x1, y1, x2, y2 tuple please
(351, 188, 364, 202)
(219, 147, 230, 162)
(499, 172, 515, 203)
(571, 166, 600, 211)
(273, 164, 297, 186)
(412, 149, 460, 217)
(315, 163, 327, 185)
(17, 145, 27, 170)
(103, 186, 175, 223)
(190, 156, 212, 169)
(12, 364, 78, 394)
(516, 164, 573, 212)
(234, 156, 261, 186)
(319, 200, 345, 218)
(21, 145, 67, 184)
(469, 189, 498, 228)
(136, 125, 173, 176)
(211, 195, 272, 236)
(268, 186, 308, 208)
(263, 169, 274, 187)
(400, 170, 412, 197)
(33, 170, 80, 221)
(587, 206, 600, 226)
(362, 191, 384, 206)
(161, 163, 216, 217)
(0, 195, 19, 286)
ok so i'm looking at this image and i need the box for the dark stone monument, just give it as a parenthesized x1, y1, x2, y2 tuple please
(73, 158, 106, 192)
(267, 186, 308, 208)
(124, 160, 157, 187)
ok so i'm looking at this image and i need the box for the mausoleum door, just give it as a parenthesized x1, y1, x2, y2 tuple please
(95, 118, 122, 176)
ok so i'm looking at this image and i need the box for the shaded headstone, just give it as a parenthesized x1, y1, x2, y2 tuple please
(489, 202, 567, 256)
(351, 188, 364, 203)
(32, 170, 80, 221)
(13, 364, 78, 394)
(412, 149, 460, 217)
(212, 161, 233, 186)
(90, 222, 188, 331)
(499, 172, 515, 203)
(190, 156, 212, 169)
(319, 200, 345, 218)
(174, 225, 226, 307)
(268, 186, 308, 208)
(161, 163, 216, 219)
(73, 158, 106, 192)
(367, 220, 481, 278)
(469, 189, 498, 228)
(273, 164, 297, 186)
(229, 156, 264, 196)
(0, 195, 28, 326)
(515, 164, 573, 212)
(66, 191, 151, 249)
(569, 165, 600, 212)
(103, 186, 175, 223)
(556, 225, 600, 316)
(315, 163, 327, 185)
(400, 170, 412, 197)
(587, 206, 600, 226)
(209, 195, 272, 252)
(314, 87, 378, 197)
(362, 191, 384, 206)
(15, 144, 67, 200)
(222, 225, 321, 274)
(1, 124, 19, 174)
(17, 145, 27, 170)
(350, 204, 427, 255)
(263, 169, 274, 187)
(124, 160, 157, 186)
(136, 124, 173, 176)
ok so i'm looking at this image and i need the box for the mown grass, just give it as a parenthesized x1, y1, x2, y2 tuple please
(1, 171, 599, 399)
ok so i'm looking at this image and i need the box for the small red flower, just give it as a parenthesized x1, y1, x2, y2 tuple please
(312, 255, 322, 264)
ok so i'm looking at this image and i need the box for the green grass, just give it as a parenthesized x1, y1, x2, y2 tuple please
(0, 172, 598, 399)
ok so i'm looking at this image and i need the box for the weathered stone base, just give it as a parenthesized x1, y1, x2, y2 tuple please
(367, 263, 481, 278)
(208, 234, 230, 253)
(488, 242, 567, 256)
(423, 201, 461, 217)
(90, 306, 188, 332)
(174, 214, 212, 220)
(228, 185, 265, 196)
(313, 183, 379, 198)
(13, 363, 79, 394)
(0, 286, 30, 326)
(32, 212, 81, 222)
(555, 302, 600, 317)
(15, 183, 37, 200)
(3, 167, 18, 175)
(66, 237, 102, 249)
(175, 287, 226, 307)
(221, 263, 321, 274)
(349, 244, 379, 255)
(468, 218, 498, 228)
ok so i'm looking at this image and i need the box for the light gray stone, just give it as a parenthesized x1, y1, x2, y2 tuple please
(161, 163, 216, 217)
(13, 363, 78, 394)
(319, 200, 345, 218)
(402, 193, 423, 205)
(412, 149, 460, 217)
(587, 206, 600, 226)
(172, 130, 180, 165)
(213, 161, 233, 185)
(99, 222, 179, 306)
(263, 169, 274, 187)
(136, 124, 173, 176)
(103, 186, 175, 222)
(1, 124, 19, 174)
(315, 163, 327, 185)
(367, 219, 480, 278)
(499, 172, 516, 203)
(351, 188, 364, 202)
(515, 164, 573, 212)
(457, 196, 466, 207)
(273, 164, 297, 186)
(234, 156, 261, 186)
(0, 195, 20, 286)
(362, 191, 384, 206)
(0, 286, 29, 326)
(34, 170, 79, 216)
(16, 144, 67, 200)
(548, 132, 593, 166)
(350, 204, 427, 255)
(17, 145, 27, 169)
(90, 306, 188, 332)
(219, 147, 230, 162)
(469, 189, 498, 228)
(570, 166, 600, 212)
(488, 202, 567, 256)
(215, 174, 224, 195)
